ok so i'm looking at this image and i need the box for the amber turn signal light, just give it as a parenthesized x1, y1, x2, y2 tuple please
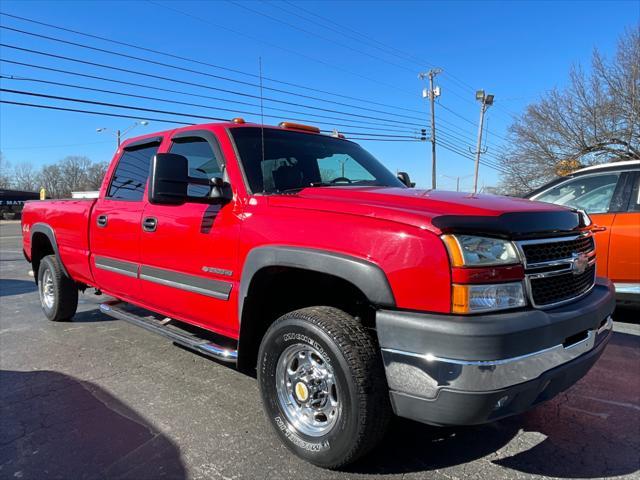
(278, 122, 321, 133)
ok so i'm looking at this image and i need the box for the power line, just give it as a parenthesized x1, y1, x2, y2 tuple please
(279, 0, 430, 69)
(438, 139, 509, 174)
(0, 75, 417, 134)
(0, 100, 423, 144)
(271, 0, 516, 123)
(0, 43, 427, 128)
(2, 59, 510, 162)
(0, 100, 193, 125)
(0, 25, 428, 123)
(0, 11, 513, 157)
(226, 0, 416, 74)
(148, 0, 416, 97)
(0, 60, 416, 132)
(0, 11, 428, 116)
(0, 140, 112, 150)
(0, 13, 512, 172)
(0, 88, 419, 139)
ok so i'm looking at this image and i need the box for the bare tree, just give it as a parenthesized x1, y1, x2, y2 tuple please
(85, 161, 109, 190)
(59, 155, 93, 196)
(499, 28, 640, 195)
(40, 164, 65, 199)
(0, 153, 12, 189)
(13, 163, 39, 191)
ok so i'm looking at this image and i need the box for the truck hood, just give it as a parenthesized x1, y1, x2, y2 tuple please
(267, 187, 586, 238)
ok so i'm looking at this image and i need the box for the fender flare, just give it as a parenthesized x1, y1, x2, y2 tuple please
(238, 245, 396, 321)
(30, 223, 70, 278)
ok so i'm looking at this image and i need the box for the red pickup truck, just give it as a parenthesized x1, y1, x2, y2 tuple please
(22, 120, 615, 468)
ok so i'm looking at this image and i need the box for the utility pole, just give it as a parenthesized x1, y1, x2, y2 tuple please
(419, 68, 442, 189)
(441, 174, 472, 192)
(472, 90, 494, 194)
(117, 129, 121, 147)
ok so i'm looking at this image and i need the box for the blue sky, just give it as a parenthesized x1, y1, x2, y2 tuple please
(0, 0, 637, 190)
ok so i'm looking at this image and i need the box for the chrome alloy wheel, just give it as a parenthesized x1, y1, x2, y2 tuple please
(275, 343, 341, 437)
(40, 269, 55, 309)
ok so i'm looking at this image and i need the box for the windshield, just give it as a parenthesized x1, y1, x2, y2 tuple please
(230, 127, 404, 193)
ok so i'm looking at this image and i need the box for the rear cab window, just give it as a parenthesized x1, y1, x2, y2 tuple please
(107, 143, 160, 201)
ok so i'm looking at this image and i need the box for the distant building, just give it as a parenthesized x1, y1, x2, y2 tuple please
(71, 191, 100, 199)
(0, 189, 39, 219)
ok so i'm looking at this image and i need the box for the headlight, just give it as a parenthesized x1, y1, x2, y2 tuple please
(442, 234, 520, 267)
(452, 282, 526, 313)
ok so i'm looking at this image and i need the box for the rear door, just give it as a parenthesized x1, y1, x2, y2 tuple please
(139, 130, 241, 338)
(608, 171, 640, 286)
(90, 138, 161, 300)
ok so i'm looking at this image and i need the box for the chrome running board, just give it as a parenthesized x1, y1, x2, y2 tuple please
(99, 301, 238, 363)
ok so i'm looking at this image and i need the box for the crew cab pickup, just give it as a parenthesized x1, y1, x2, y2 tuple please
(22, 121, 615, 468)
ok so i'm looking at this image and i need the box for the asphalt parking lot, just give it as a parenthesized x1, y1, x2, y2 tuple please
(1, 220, 639, 480)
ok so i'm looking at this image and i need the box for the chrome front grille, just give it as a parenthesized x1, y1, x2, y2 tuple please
(516, 233, 597, 308)
(520, 235, 595, 264)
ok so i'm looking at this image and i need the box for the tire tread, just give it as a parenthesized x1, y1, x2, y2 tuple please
(39, 254, 78, 322)
(268, 306, 391, 468)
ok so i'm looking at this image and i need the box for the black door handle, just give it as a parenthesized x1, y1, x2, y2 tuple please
(142, 217, 157, 232)
(96, 215, 108, 228)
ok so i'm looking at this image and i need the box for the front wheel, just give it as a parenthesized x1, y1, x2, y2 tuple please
(37, 254, 78, 322)
(257, 307, 391, 468)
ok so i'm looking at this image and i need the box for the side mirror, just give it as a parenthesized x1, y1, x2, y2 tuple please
(149, 153, 189, 205)
(397, 171, 415, 188)
(149, 153, 233, 205)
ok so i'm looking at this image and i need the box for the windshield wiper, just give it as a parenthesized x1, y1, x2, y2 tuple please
(274, 182, 334, 194)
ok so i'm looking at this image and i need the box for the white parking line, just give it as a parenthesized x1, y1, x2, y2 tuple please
(578, 395, 640, 412)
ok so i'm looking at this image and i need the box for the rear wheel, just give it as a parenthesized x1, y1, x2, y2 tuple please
(37, 255, 78, 322)
(257, 306, 391, 468)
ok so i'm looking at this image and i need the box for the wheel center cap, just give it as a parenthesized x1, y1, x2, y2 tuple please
(294, 382, 309, 402)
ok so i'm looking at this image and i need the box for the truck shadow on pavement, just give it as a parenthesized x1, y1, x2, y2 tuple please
(0, 370, 186, 480)
(348, 331, 639, 478)
(0, 279, 36, 297)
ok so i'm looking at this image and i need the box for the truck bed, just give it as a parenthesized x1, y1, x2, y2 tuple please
(22, 199, 96, 285)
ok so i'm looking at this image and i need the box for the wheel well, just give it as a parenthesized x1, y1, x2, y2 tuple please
(31, 232, 55, 284)
(237, 267, 375, 374)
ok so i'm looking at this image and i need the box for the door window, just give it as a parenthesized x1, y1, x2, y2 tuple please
(107, 143, 159, 201)
(534, 173, 620, 214)
(169, 137, 222, 197)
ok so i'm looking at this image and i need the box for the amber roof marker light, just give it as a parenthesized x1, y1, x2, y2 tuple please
(278, 122, 320, 133)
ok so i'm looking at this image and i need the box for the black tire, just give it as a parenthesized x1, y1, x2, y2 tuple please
(257, 306, 391, 468)
(37, 254, 78, 322)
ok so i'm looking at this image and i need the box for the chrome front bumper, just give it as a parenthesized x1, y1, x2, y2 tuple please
(381, 316, 613, 399)
(377, 280, 616, 426)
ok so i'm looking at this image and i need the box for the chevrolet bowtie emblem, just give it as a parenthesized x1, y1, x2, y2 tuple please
(570, 252, 589, 275)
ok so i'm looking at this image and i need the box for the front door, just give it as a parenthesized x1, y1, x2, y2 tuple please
(90, 140, 160, 301)
(139, 131, 242, 338)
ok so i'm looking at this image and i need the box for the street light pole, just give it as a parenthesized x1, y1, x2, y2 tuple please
(472, 90, 494, 194)
(97, 121, 148, 147)
(419, 68, 442, 189)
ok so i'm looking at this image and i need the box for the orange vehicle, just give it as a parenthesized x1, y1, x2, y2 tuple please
(528, 160, 640, 304)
